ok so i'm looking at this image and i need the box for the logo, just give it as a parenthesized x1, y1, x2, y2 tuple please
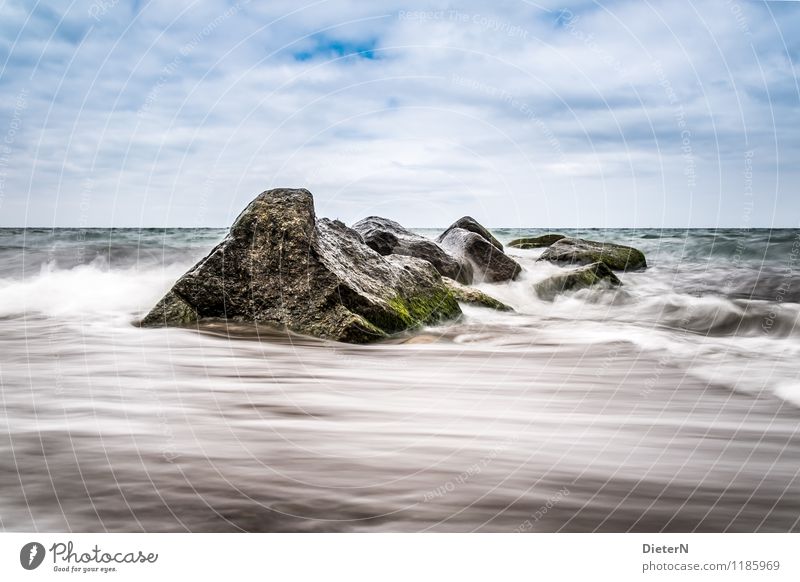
(20, 542, 46, 570)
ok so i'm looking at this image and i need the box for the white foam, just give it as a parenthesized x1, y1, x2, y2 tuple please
(0, 258, 184, 322)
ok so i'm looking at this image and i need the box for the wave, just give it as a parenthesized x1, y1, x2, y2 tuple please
(0, 259, 184, 322)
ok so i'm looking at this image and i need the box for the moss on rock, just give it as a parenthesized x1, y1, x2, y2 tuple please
(508, 234, 565, 249)
(442, 277, 514, 311)
(533, 262, 622, 301)
(538, 237, 647, 271)
(139, 188, 462, 343)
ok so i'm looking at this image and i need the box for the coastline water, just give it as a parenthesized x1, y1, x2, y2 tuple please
(1, 227, 799, 532)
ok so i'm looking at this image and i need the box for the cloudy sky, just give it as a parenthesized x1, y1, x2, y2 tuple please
(0, 0, 798, 228)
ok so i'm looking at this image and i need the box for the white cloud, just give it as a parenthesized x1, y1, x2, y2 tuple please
(0, 0, 798, 227)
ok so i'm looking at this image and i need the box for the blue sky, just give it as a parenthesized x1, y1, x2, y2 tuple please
(0, 0, 798, 227)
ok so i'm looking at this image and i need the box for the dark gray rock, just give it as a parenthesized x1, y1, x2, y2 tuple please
(438, 227, 522, 283)
(437, 216, 503, 251)
(538, 237, 647, 271)
(139, 188, 461, 343)
(442, 278, 514, 311)
(533, 262, 622, 301)
(352, 216, 473, 284)
(508, 234, 566, 249)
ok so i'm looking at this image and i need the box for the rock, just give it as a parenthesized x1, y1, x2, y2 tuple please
(437, 216, 503, 251)
(508, 234, 566, 249)
(442, 277, 514, 311)
(533, 262, 622, 301)
(139, 188, 461, 343)
(438, 228, 522, 283)
(352, 216, 473, 284)
(538, 237, 647, 271)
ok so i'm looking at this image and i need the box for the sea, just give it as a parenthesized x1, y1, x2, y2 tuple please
(1, 227, 799, 532)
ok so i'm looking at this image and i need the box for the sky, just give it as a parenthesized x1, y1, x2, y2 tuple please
(0, 0, 798, 228)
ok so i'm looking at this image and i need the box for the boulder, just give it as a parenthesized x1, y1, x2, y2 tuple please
(139, 188, 461, 343)
(538, 237, 647, 271)
(352, 216, 473, 284)
(437, 216, 503, 251)
(533, 262, 622, 301)
(508, 234, 566, 249)
(438, 228, 522, 283)
(442, 278, 514, 311)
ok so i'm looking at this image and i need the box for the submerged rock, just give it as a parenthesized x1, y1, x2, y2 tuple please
(442, 277, 514, 311)
(508, 234, 566, 249)
(533, 262, 622, 301)
(140, 188, 461, 343)
(437, 216, 504, 251)
(438, 227, 522, 283)
(538, 237, 647, 271)
(352, 216, 473, 284)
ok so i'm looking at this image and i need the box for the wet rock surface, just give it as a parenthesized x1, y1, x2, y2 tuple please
(437, 216, 504, 251)
(140, 188, 461, 343)
(352, 216, 473, 284)
(533, 261, 622, 301)
(538, 237, 647, 271)
(508, 234, 566, 249)
(442, 277, 514, 311)
(438, 227, 522, 283)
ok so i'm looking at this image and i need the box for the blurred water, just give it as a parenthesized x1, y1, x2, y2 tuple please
(1, 227, 799, 532)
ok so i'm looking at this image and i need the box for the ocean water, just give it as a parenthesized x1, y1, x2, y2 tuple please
(1, 227, 799, 532)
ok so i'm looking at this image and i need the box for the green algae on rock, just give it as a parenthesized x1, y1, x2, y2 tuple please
(442, 277, 514, 311)
(508, 234, 566, 249)
(139, 188, 461, 343)
(533, 261, 622, 301)
(538, 237, 647, 271)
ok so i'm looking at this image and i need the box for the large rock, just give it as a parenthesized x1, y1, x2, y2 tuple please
(538, 237, 647, 271)
(442, 278, 514, 311)
(508, 234, 565, 249)
(352, 216, 473, 284)
(533, 262, 622, 301)
(437, 216, 503, 251)
(139, 188, 461, 343)
(438, 228, 522, 283)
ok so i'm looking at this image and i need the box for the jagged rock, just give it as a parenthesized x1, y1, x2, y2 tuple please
(533, 262, 622, 301)
(352, 216, 473, 284)
(139, 188, 461, 343)
(442, 277, 514, 311)
(508, 234, 565, 249)
(438, 228, 522, 283)
(538, 237, 647, 271)
(437, 216, 503, 251)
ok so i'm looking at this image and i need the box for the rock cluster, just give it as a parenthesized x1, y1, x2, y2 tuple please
(140, 189, 513, 343)
(140, 188, 649, 342)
